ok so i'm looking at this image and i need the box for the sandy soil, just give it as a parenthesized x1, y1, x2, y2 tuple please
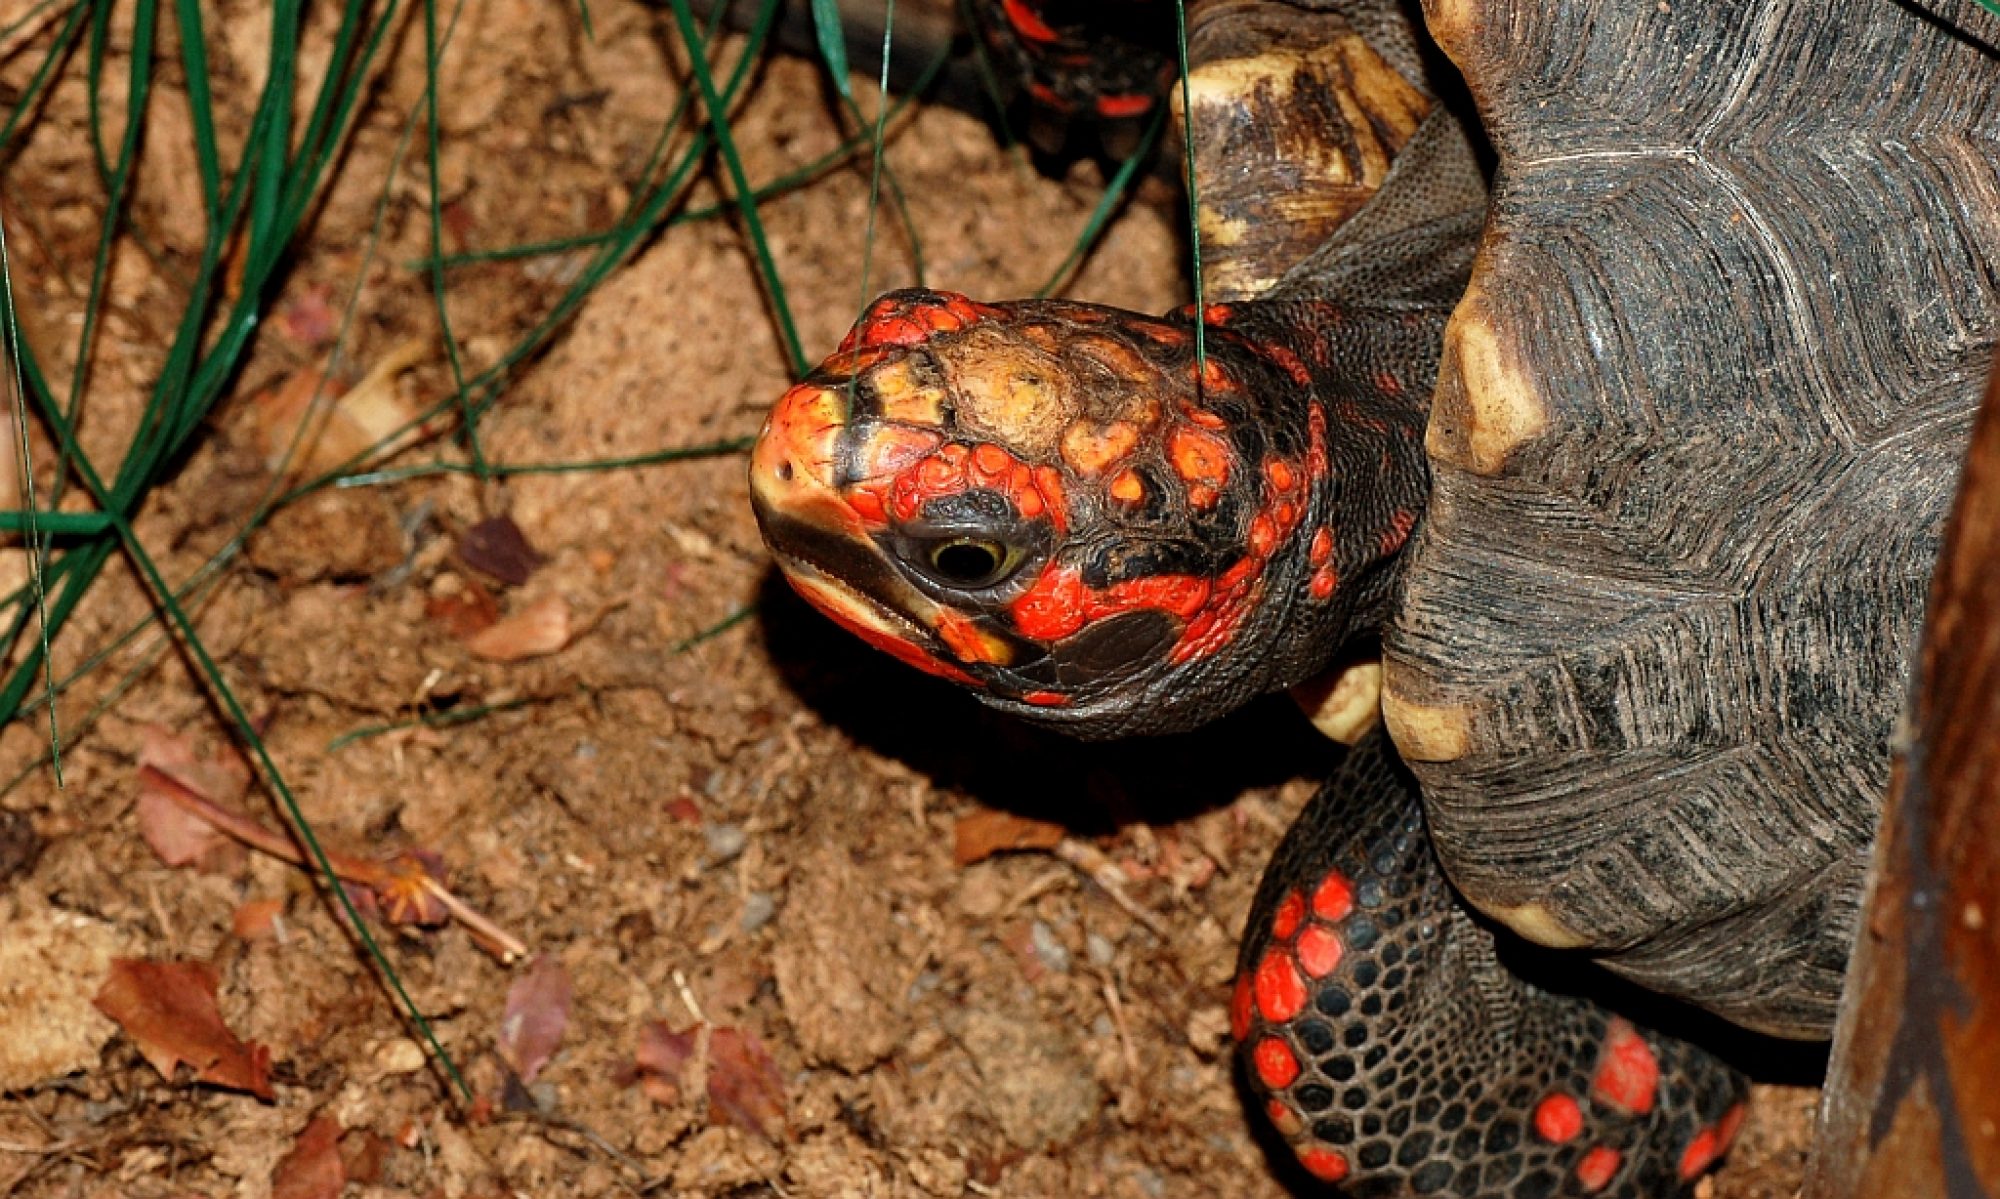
(0, 1, 1818, 1195)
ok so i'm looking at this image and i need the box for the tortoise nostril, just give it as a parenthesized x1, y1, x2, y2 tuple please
(777, 461, 795, 482)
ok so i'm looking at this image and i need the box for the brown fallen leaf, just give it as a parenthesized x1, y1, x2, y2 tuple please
(458, 514, 543, 587)
(462, 594, 572, 662)
(271, 1117, 345, 1199)
(498, 955, 571, 1085)
(135, 726, 248, 869)
(93, 959, 274, 1099)
(953, 809, 1066, 866)
(634, 1022, 787, 1140)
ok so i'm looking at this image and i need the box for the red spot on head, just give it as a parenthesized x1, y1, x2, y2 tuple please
(1295, 925, 1344, 979)
(1254, 948, 1307, 1023)
(1575, 1145, 1621, 1192)
(1021, 690, 1070, 707)
(1027, 80, 1069, 110)
(1677, 1128, 1721, 1180)
(1591, 1019, 1660, 1115)
(841, 291, 996, 352)
(1265, 460, 1297, 492)
(1248, 515, 1278, 558)
(1309, 566, 1339, 601)
(1229, 973, 1254, 1042)
(935, 610, 1003, 665)
(1298, 1148, 1350, 1183)
(1372, 369, 1404, 396)
(1532, 1093, 1583, 1143)
(1271, 890, 1306, 941)
(1311, 872, 1353, 922)
(1094, 93, 1155, 119)
(1251, 1035, 1300, 1089)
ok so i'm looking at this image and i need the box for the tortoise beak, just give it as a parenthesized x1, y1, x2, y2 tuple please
(751, 381, 988, 685)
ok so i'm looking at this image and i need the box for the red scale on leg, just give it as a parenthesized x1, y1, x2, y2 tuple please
(1677, 1127, 1721, 1180)
(1295, 925, 1343, 978)
(1254, 947, 1308, 1022)
(1297, 1148, 1350, 1183)
(1265, 1098, 1303, 1138)
(1229, 973, 1255, 1042)
(1590, 1018, 1660, 1115)
(1531, 1092, 1583, 1143)
(1270, 890, 1305, 941)
(1252, 1036, 1300, 1089)
(1311, 870, 1354, 921)
(1575, 1145, 1622, 1192)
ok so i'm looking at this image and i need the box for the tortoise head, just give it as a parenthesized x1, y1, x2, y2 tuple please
(752, 288, 1415, 738)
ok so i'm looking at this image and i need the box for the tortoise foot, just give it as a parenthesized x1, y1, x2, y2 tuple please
(1232, 731, 1749, 1196)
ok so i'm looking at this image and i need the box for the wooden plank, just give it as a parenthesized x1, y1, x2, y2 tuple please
(1807, 354, 2000, 1197)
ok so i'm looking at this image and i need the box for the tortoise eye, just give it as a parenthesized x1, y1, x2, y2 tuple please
(923, 537, 1022, 590)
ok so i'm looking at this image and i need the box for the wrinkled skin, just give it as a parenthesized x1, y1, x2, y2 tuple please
(750, 288, 1751, 1195)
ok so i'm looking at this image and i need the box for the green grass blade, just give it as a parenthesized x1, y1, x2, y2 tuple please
(422, 0, 487, 480)
(811, 0, 854, 99)
(1173, 0, 1206, 380)
(0, 205, 62, 781)
(666, 0, 808, 377)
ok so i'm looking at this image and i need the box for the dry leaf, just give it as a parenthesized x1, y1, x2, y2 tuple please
(462, 595, 572, 662)
(497, 955, 571, 1085)
(271, 1117, 345, 1199)
(634, 1022, 786, 1140)
(135, 727, 251, 869)
(706, 1027, 787, 1140)
(458, 515, 542, 587)
(93, 959, 274, 1099)
(953, 810, 1066, 866)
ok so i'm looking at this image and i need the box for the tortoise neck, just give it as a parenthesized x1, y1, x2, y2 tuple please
(1195, 298, 1443, 641)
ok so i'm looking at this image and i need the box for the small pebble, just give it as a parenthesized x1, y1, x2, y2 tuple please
(740, 891, 776, 932)
(703, 822, 746, 864)
(1030, 920, 1071, 974)
(374, 1038, 427, 1075)
(1085, 931, 1116, 968)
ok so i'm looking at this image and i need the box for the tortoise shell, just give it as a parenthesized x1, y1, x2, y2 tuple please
(1362, 1, 1999, 1036)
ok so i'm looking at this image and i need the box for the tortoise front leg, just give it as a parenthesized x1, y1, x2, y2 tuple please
(1233, 731, 1749, 1197)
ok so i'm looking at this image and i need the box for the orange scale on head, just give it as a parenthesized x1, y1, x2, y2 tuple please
(1532, 1093, 1583, 1143)
(1265, 460, 1297, 492)
(1184, 407, 1229, 431)
(1309, 565, 1338, 601)
(1109, 468, 1146, 506)
(1249, 515, 1279, 559)
(1265, 1098, 1303, 1139)
(1032, 466, 1069, 531)
(1677, 1128, 1721, 1181)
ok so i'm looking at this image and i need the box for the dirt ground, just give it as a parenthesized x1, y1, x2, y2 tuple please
(0, 1, 1819, 1196)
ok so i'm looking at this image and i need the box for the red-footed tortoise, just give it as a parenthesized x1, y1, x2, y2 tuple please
(748, 0, 2000, 1193)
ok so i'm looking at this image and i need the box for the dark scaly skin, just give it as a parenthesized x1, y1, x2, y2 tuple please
(1239, 730, 1747, 1195)
(749, 289, 1752, 1195)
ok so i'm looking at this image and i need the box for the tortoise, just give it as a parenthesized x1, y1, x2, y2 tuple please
(747, 0, 2000, 1192)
